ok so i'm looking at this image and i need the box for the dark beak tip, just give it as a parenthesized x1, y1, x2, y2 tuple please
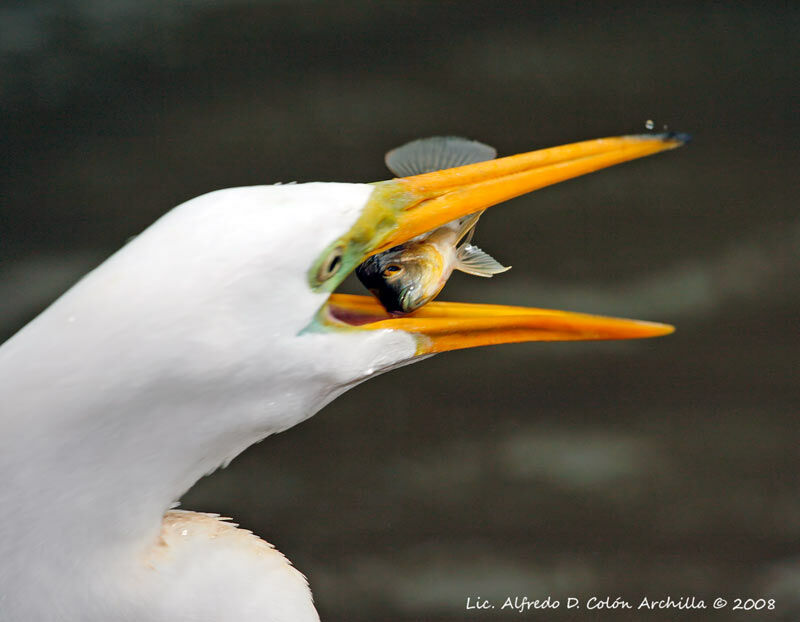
(631, 131, 692, 145)
(667, 131, 692, 144)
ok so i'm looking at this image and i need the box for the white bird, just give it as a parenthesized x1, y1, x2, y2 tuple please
(0, 134, 685, 621)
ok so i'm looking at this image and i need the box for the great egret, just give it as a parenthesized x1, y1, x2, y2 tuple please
(0, 134, 685, 621)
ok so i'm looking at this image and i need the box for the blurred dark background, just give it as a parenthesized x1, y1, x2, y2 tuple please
(2, 2, 798, 620)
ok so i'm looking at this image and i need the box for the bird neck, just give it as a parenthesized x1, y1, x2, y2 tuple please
(0, 181, 418, 585)
(0, 286, 334, 574)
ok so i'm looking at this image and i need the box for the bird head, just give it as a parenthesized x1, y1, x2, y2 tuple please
(55, 134, 684, 434)
(305, 134, 686, 359)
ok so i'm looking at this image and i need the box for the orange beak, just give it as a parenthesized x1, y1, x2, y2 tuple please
(368, 133, 688, 256)
(324, 294, 674, 355)
(318, 133, 687, 354)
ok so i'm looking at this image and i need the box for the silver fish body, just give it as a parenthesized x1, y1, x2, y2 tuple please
(357, 136, 510, 315)
(356, 214, 509, 314)
(356, 222, 465, 314)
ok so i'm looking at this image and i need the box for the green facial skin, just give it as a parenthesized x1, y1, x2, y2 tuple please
(307, 180, 421, 293)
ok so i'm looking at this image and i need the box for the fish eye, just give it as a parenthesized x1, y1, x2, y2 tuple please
(383, 264, 404, 277)
(317, 245, 345, 282)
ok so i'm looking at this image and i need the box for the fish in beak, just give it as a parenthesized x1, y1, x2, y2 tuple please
(356, 137, 510, 315)
(354, 207, 510, 315)
(309, 133, 688, 354)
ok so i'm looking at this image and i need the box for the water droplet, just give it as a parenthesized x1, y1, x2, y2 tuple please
(645, 119, 655, 130)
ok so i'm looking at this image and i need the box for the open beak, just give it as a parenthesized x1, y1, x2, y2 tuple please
(325, 294, 673, 355)
(321, 132, 687, 353)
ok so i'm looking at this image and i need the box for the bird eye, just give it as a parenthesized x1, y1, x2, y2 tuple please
(383, 264, 403, 277)
(317, 246, 344, 282)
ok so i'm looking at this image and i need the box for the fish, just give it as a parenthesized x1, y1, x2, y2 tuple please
(356, 137, 510, 315)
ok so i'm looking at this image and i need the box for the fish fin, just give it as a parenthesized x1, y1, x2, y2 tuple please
(454, 209, 486, 247)
(455, 244, 511, 278)
(385, 136, 497, 177)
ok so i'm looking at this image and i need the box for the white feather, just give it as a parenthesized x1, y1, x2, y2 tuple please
(0, 183, 418, 621)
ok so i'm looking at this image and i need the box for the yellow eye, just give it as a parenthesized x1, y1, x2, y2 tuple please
(317, 245, 345, 282)
(383, 264, 403, 277)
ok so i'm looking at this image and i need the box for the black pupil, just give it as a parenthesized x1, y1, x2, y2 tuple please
(327, 253, 342, 274)
(386, 265, 401, 272)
